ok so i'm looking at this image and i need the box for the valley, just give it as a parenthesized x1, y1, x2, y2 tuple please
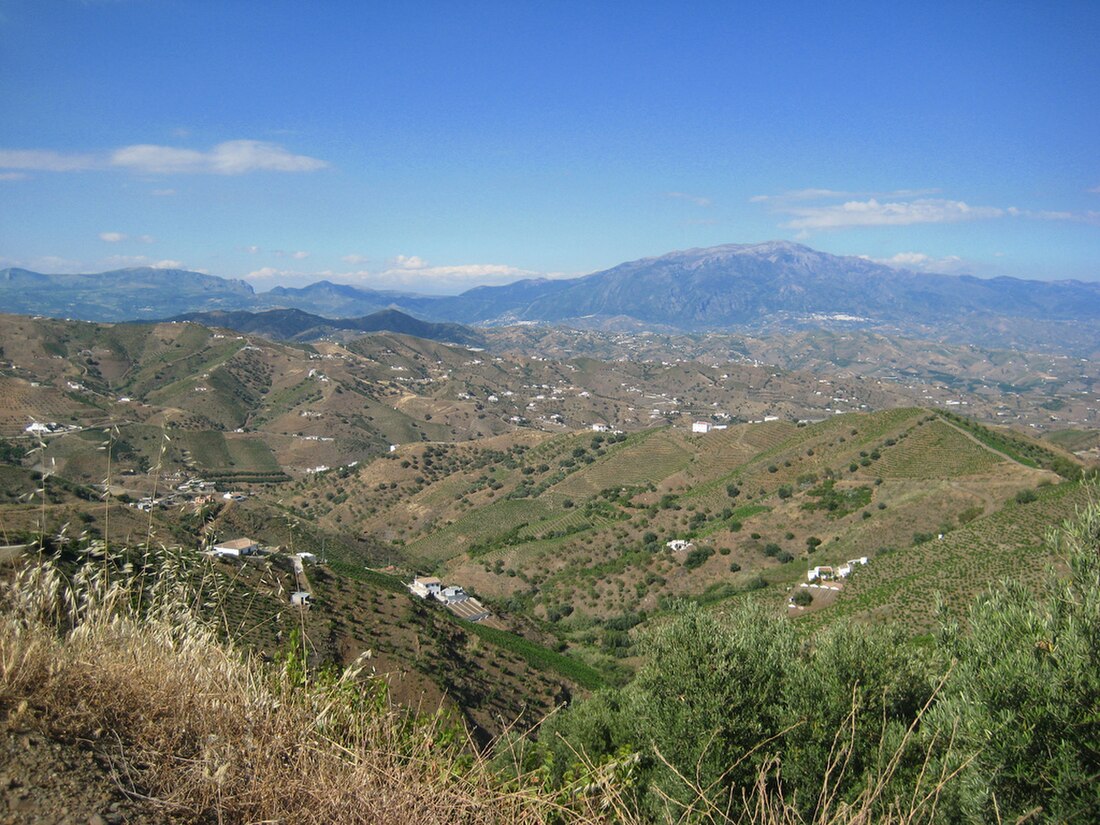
(1, 310, 1096, 728)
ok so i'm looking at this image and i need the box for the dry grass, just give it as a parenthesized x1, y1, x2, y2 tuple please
(0, 542, 963, 825)
(0, 545, 580, 824)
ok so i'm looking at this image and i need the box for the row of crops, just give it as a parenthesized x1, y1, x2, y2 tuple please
(818, 481, 1091, 632)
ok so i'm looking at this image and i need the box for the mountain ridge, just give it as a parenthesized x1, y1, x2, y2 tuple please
(4, 241, 1099, 352)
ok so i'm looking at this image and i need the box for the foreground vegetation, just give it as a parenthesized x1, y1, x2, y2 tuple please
(528, 495, 1100, 823)
(2, 494, 1098, 823)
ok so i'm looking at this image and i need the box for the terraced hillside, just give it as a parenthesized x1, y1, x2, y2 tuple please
(2, 312, 1096, 701)
(811, 480, 1096, 632)
(268, 406, 1078, 681)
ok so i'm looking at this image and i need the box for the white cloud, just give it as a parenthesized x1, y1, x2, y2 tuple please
(754, 187, 1100, 231)
(0, 148, 97, 172)
(784, 198, 1004, 230)
(1089, 185, 1100, 194)
(1029, 208, 1100, 226)
(864, 251, 968, 274)
(877, 252, 937, 267)
(391, 254, 427, 269)
(341, 254, 369, 265)
(102, 254, 185, 269)
(373, 260, 548, 292)
(750, 187, 940, 204)
(0, 141, 327, 176)
(247, 245, 262, 254)
(291, 250, 310, 260)
(0, 171, 27, 181)
(151, 188, 176, 196)
(242, 256, 571, 294)
(110, 140, 327, 175)
(666, 191, 713, 207)
(245, 267, 284, 280)
(98, 231, 155, 244)
(0, 255, 84, 273)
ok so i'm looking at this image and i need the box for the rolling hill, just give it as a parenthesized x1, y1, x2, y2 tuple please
(168, 307, 485, 346)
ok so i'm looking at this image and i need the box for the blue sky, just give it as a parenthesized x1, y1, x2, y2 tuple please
(1, 0, 1098, 293)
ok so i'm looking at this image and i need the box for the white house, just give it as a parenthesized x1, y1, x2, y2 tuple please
(409, 576, 443, 599)
(437, 585, 468, 604)
(591, 423, 609, 432)
(291, 591, 313, 606)
(692, 421, 712, 434)
(210, 537, 261, 558)
(838, 557, 869, 578)
(666, 539, 693, 552)
(807, 565, 836, 582)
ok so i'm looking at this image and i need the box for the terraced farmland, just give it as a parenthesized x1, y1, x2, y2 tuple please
(402, 497, 557, 561)
(178, 430, 280, 474)
(684, 427, 775, 481)
(817, 480, 1092, 632)
(0, 380, 98, 437)
(550, 430, 692, 498)
(874, 418, 1004, 478)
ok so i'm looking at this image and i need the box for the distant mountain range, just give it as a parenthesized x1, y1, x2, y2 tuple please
(4, 241, 1099, 351)
(0, 266, 255, 320)
(167, 307, 485, 347)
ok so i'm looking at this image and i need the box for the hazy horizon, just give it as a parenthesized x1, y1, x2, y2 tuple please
(1, 2, 1097, 291)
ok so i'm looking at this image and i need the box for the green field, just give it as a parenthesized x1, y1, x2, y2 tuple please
(179, 431, 280, 473)
(873, 419, 1004, 478)
(811, 480, 1091, 632)
(403, 497, 558, 561)
(460, 620, 605, 690)
(550, 430, 692, 498)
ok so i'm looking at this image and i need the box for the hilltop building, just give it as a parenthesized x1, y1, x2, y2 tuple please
(409, 576, 442, 599)
(209, 538, 261, 558)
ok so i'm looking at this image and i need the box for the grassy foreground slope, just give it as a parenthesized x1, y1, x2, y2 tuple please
(2, 495, 1098, 824)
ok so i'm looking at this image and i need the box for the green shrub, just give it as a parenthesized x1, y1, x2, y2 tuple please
(683, 546, 714, 570)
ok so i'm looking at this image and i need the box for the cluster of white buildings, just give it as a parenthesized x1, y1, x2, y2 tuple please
(807, 556, 868, 582)
(408, 576, 492, 622)
(409, 576, 466, 603)
(692, 421, 729, 434)
(131, 476, 219, 512)
(24, 420, 78, 435)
